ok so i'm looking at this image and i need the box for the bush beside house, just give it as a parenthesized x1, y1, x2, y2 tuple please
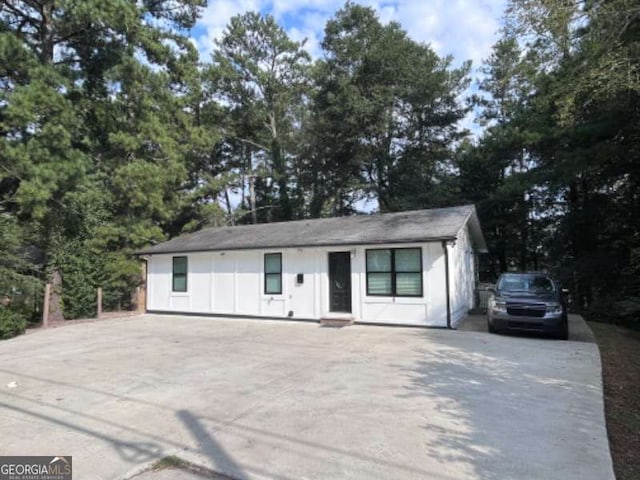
(0, 306, 27, 339)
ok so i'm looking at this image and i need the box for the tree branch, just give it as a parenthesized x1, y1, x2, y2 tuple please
(232, 136, 270, 152)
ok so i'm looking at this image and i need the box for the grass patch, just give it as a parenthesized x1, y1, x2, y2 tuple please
(151, 456, 189, 471)
(590, 321, 640, 480)
(148, 455, 233, 479)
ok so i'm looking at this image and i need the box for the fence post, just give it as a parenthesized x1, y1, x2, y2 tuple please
(48, 271, 64, 323)
(42, 283, 51, 328)
(137, 260, 147, 313)
(97, 287, 102, 319)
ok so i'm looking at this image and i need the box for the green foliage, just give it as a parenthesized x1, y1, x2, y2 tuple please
(53, 247, 98, 320)
(1, 0, 637, 326)
(306, 4, 470, 214)
(0, 306, 27, 340)
(585, 297, 640, 330)
(460, 0, 640, 320)
(0, 213, 42, 321)
(209, 11, 311, 221)
(1, 0, 207, 319)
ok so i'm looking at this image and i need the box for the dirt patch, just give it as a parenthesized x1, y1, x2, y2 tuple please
(590, 321, 640, 480)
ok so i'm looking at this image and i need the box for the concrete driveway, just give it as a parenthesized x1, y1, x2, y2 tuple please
(0, 314, 614, 480)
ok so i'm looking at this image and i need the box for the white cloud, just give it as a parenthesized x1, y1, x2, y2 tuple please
(288, 26, 322, 59)
(194, 0, 264, 60)
(194, 0, 506, 67)
(379, 0, 506, 68)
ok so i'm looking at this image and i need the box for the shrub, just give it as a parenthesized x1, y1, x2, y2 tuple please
(585, 296, 640, 330)
(0, 306, 27, 339)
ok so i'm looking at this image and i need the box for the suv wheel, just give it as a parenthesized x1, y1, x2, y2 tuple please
(558, 319, 569, 340)
(487, 318, 497, 334)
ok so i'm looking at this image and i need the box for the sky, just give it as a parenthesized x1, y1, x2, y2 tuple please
(190, 0, 508, 72)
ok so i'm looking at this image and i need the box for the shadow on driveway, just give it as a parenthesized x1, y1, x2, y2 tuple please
(394, 314, 612, 480)
(458, 313, 595, 343)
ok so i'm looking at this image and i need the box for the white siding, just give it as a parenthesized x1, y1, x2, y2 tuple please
(427, 242, 448, 327)
(234, 251, 261, 315)
(287, 250, 316, 318)
(449, 224, 476, 328)
(147, 255, 171, 311)
(145, 242, 462, 327)
(190, 253, 211, 313)
(212, 253, 235, 313)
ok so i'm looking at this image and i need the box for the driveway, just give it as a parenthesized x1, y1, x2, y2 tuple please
(0, 314, 614, 480)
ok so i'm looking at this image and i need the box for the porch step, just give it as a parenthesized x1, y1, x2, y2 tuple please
(320, 317, 354, 327)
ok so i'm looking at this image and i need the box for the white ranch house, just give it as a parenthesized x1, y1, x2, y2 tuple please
(138, 204, 487, 328)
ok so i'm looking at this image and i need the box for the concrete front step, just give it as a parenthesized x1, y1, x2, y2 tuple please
(320, 317, 354, 327)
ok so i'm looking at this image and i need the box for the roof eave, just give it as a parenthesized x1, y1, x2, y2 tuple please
(466, 207, 489, 253)
(134, 236, 458, 256)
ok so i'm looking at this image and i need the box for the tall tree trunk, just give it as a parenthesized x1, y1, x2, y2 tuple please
(309, 173, 323, 218)
(249, 175, 257, 224)
(48, 270, 64, 322)
(520, 197, 528, 270)
(376, 155, 390, 212)
(519, 151, 529, 270)
(568, 180, 582, 307)
(39, 1, 55, 64)
(224, 190, 234, 225)
(271, 138, 291, 220)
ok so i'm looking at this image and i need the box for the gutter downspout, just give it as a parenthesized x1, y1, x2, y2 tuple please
(140, 255, 149, 314)
(442, 240, 452, 329)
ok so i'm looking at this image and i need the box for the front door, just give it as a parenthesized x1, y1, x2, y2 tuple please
(329, 252, 352, 313)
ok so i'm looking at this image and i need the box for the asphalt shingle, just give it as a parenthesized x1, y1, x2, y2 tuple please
(137, 204, 487, 255)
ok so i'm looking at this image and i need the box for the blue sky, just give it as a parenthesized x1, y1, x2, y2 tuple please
(190, 0, 508, 71)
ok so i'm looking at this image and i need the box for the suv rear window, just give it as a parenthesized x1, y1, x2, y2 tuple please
(497, 274, 555, 293)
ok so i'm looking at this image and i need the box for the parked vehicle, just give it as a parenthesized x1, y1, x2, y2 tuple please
(487, 272, 569, 340)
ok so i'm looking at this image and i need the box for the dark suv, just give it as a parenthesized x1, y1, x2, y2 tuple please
(487, 272, 569, 340)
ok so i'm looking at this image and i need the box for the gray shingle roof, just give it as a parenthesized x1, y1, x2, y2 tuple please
(137, 204, 487, 255)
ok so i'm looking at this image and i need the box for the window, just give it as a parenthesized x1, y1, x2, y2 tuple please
(497, 273, 555, 294)
(366, 248, 422, 297)
(366, 249, 393, 295)
(264, 253, 282, 294)
(172, 256, 188, 292)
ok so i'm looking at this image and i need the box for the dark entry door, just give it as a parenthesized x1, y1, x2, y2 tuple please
(329, 252, 352, 313)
